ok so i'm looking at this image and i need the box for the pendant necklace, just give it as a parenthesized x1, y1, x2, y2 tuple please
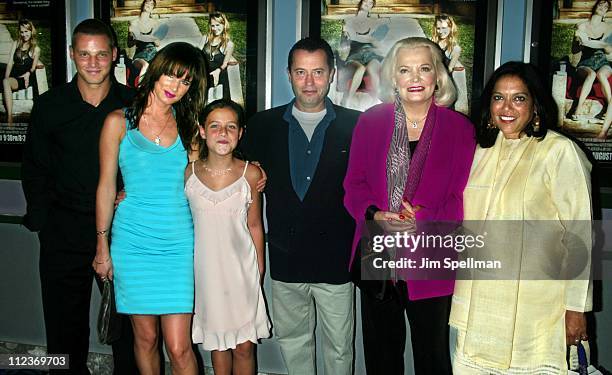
(407, 114, 427, 129)
(202, 160, 232, 176)
(143, 111, 172, 146)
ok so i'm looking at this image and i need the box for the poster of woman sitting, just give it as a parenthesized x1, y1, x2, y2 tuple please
(550, 0, 612, 163)
(321, 0, 476, 114)
(109, 1, 247, 108)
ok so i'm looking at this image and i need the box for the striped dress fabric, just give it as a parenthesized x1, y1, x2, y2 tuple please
(111, 113, 194, 315)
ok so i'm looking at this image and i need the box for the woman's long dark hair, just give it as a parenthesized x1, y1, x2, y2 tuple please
(477, 61, 556, 148)
(591, 0, 611, 17)
(140, 0, 156, 13)
(197, 98, 245, 161)
(127, 42, 207, 151)
(357, 0, 375, 13)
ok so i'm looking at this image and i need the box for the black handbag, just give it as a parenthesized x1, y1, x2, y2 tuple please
(97, 279, 122, 344)
(351, 237, 400, 303)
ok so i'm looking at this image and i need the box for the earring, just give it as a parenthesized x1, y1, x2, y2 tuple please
(532, 112, 541, 132)
(393, 86, 401, 101)
(487, 118, 496, 129)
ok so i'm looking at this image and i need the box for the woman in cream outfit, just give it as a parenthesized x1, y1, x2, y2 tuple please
(450, 62, 592, 374)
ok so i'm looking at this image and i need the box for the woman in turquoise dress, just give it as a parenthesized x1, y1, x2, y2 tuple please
(94, 42, 206, 375)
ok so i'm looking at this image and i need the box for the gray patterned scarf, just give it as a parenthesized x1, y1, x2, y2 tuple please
(386, 93, 411, 212)
(386, 93, 436, 211)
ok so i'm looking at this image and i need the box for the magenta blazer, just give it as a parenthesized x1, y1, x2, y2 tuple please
(343, 102, 476, 300)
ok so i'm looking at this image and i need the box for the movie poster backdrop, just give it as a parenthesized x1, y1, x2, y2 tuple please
(99, 0, 260, 115)
(549, 0, 612, 166)
(0, 0, 66, 165)
(317, 0, 481, 114)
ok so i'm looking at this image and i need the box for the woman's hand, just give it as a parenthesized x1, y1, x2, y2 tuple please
(92, 248, 113, 282)
(373, 200, 421, 233)
(114, 190, 126, 209)
(251, 161, 267, 192)
(373, 210, 417, 233)
(93, 230, 113, 281)
(210, 69, 221, 86)
(373, 210, 402, 222)
(373, 201, 422, 222)
(21, 71, 30, 88)
(399, 199, 421, 219)
(565, 310, 587, 346)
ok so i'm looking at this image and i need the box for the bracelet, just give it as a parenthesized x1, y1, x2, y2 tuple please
(94, 257, 110, 264)
(96, 229, 109, 236)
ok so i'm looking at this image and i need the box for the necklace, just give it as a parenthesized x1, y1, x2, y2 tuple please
(202, 161, 232, 176)
(406, 115, 427, 129)
(143, 111, 172, 146)
(16, 45, 30, 65)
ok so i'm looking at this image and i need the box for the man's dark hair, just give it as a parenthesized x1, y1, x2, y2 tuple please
(287, 37, 335, 71)
(72, 18, 115, 49)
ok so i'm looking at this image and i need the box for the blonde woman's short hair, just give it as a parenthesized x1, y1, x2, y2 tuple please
(378, 37, 456, 107)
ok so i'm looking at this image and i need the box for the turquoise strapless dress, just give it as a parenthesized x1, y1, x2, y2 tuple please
(111, 113, 194, 314)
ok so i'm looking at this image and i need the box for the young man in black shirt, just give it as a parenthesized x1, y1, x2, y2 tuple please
(21, 19, 137, 374)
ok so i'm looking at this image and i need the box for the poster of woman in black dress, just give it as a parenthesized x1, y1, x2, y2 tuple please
(0, 1, 62, 163)
(202, 12, 237, 103)
(2, 19, 40, 126)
